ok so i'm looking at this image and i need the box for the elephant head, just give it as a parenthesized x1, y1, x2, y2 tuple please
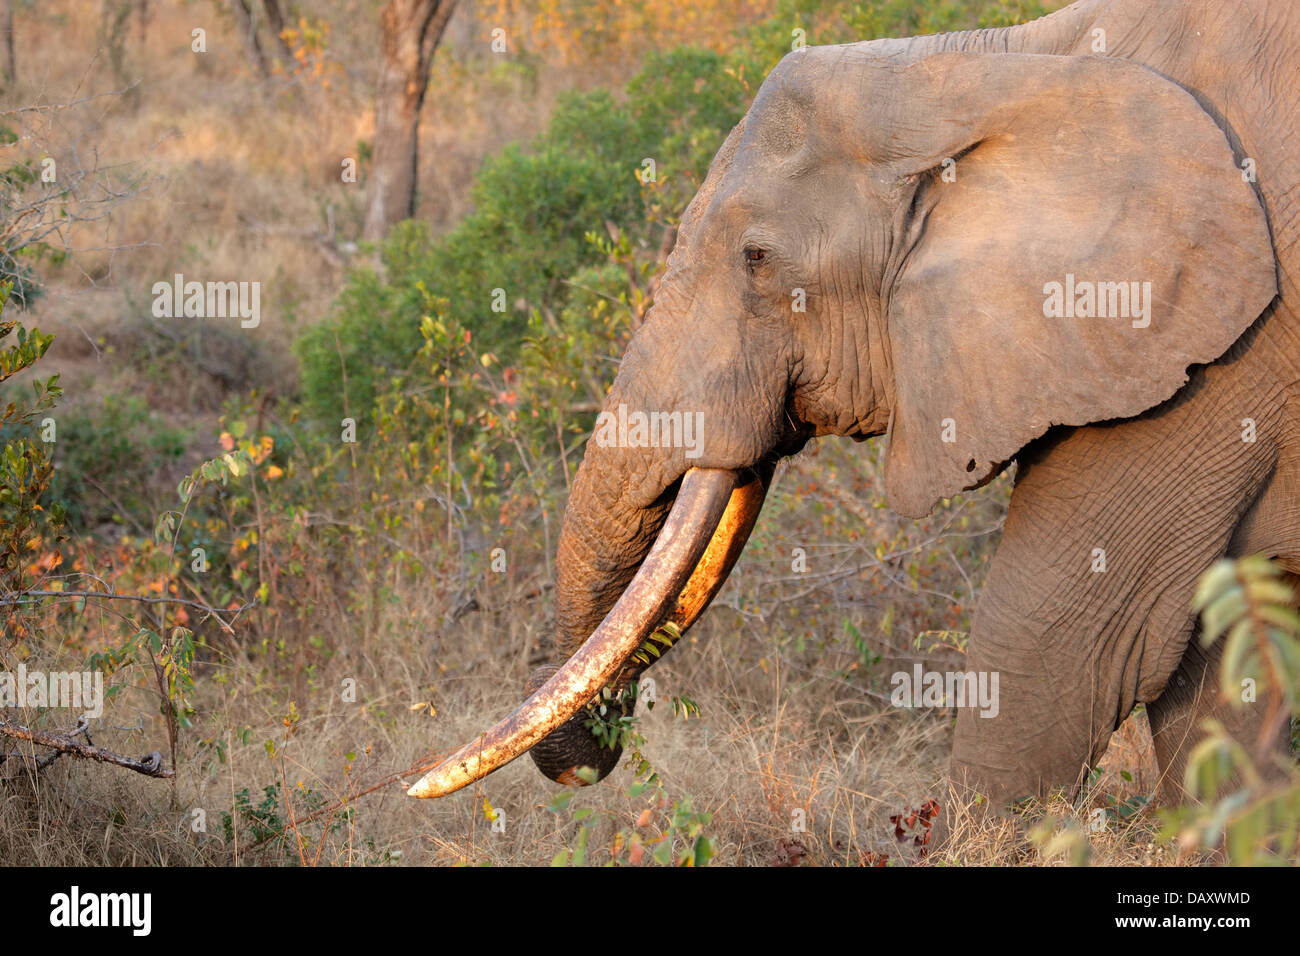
(410, 43, 1275, 798)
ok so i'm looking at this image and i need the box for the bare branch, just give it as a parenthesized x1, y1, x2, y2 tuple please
(0, 77, 151, 302)
(0, 80, 141, 118)
(1, 589, 257, 622)
(0, 715, 172, 779)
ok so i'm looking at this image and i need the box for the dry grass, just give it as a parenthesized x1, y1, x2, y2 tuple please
(0, 449, 1173, 867)
(0, 626, 1170, 866)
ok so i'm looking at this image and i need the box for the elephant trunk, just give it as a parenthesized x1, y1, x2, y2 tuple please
(524, 436, 681, 785)
(408, 461, 770, 799)
(526, 454, 774, 786)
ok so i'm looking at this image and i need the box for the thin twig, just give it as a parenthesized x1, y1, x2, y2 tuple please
(0, 589, 256, 618)
(0, 81, 142, 117)
(244, 753, 452, 852)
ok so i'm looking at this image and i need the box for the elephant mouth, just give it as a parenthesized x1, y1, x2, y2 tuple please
(407, 463, 772, 799)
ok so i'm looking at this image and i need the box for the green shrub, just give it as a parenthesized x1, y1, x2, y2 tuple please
(0, 280, 64, 603)
(294, 47, 748, 429)
(48, 394, 189, 531)
(1164, 556, 1300, 864)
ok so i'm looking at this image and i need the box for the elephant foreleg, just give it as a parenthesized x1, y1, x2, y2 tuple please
(949, 356, 1283, 815)
(1146, 612, 1293, 805)
(1147, 434, 1300, 803)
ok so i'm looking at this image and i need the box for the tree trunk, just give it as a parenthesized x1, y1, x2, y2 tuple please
(362, 0, 458, 241)
(230, 0, 268, 77)
(262, 0, 294, 66)
(1, 0, 15, 88)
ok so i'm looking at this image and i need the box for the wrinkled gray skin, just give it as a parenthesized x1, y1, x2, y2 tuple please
(535, 0, 1300, 814)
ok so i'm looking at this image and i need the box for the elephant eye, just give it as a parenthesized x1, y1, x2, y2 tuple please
(744, 245, 766, 265)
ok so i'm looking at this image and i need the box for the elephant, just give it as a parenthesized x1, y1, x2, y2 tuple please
(410, 0, 1300, 823)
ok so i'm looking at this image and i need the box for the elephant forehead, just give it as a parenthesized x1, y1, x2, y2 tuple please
(711, 152, 820, 220)
(743, 88, 809, 158)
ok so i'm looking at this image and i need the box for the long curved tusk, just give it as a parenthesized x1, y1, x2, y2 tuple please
(595, 462, 772, 710)
(663, 460, 772, 634)
(409, 467, 741, 799)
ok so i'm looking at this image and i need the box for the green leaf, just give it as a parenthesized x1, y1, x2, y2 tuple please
(692, 835, 714, 867)
(653, 839, 673, 865)
(571, 826, 589, 867)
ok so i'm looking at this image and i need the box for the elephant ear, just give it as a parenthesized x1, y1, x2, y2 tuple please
(868, 51, 1277, 518)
